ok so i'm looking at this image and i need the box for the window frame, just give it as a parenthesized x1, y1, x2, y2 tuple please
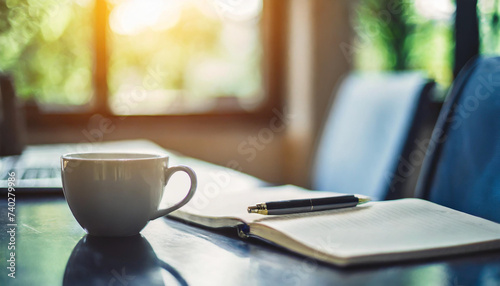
(26, 0, 287, 128)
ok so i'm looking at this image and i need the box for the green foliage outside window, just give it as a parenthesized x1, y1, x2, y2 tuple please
(479, 0, 500, 54)
(353, 0, 455, 87)
(0, 0, 93, 105)
(354, 0, 500, 88)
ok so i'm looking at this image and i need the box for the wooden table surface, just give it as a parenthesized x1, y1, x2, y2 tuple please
(2, 147, 500, 286)
(1, 195, 500, 286)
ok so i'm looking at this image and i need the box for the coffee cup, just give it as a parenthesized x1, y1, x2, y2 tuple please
(61, 153, 197, 237)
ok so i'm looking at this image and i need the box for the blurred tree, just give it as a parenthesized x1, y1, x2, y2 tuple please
(0, 0, 93, 105)
(354, 0, 455, 87)
(356, 0, 414, 70)
(479, 0, 500, 54)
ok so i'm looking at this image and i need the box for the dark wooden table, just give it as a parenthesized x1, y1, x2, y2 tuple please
(1, 195, 500, 286)
(2, 149, 500, 286)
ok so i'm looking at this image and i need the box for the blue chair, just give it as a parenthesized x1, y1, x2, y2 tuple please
(415, 57, 500, 223)
(312, 72, 435, 200)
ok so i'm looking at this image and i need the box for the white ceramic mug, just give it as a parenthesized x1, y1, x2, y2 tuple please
(61, 153, 197, 237)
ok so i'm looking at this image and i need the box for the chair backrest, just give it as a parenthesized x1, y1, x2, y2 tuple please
(416, 57, 500, 223)
(312, 72, 432, 200)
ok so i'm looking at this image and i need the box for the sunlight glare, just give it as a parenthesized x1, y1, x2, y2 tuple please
(211, 0, 262, 22)
(109, 0, 182, 35)
(414, 0, 455, 21)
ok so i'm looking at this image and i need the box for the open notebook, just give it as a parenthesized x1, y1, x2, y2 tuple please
(169, 185, 500, 266)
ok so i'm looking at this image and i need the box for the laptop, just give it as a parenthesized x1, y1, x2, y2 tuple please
(0, 139, 264, 195)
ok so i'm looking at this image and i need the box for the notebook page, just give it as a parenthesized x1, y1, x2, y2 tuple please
(251, 199, 500, 260)
(170, 185, 343, 227)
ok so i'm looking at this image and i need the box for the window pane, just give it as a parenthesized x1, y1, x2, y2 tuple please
(0, 0, 94, 106)
(353, 0, 455, 87)
(107, 0, 264, 115)
(478, 0, 500, 54)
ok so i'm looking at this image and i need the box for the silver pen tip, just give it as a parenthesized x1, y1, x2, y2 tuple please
(356, 195, 372, 204)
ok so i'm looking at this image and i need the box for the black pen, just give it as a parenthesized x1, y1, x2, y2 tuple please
(247, 195, 371, 215)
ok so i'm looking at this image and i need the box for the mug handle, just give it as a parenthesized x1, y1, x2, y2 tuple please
(149, 165, 197, 220)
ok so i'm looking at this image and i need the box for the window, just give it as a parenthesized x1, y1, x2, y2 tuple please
(353, 0, 500, 89)
(478, 0, 500, 54)
(0, 0, 266, 116)
(353, 0, 455, 87)
(0, 0, 94, 106)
